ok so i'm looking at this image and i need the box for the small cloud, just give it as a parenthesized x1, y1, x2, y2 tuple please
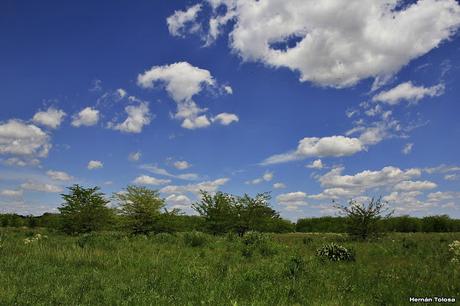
(72, 107, 100, 127)
(212, 113, 239, 126)
(21, 182, 63, 193)
(223, 85, 233, 94)
(246, 171, 274, 185)
(46, 170, 73, 181)
(133, 175, 171, 185)
(273, 182, 286, 189)
(32, 107, 66, 129)
(174, 160, 191, 170)
(0, 189, 23, 197)
(128, 152, 141, 162)
(306, 159, 324, 169)
(87, 160, 103, 170)
(402, 143, 414, 155)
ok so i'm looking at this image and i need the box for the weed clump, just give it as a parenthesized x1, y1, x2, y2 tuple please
(316, 243, 355, 262)
(240, 231, 278, 257)
(182, 231, 208, 247)
(284, 254, 305, 278)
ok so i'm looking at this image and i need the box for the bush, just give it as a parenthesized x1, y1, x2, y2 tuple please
(183, 231, 208, 247)
(242, 231, 268, 246)
(302, 237, 314, 245)
(334, 197, 393, 240)
(402, 238, 417, 250)
(240, 231, 278, 257)
(152, 232, 177, 244)
(316, 243, 355, 262)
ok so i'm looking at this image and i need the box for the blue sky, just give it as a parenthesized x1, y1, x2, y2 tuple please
(1, 0, 460, 219)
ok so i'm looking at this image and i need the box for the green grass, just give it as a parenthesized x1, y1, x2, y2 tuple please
(0, 228, 459, 305)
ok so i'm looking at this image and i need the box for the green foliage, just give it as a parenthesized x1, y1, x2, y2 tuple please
(296, 216, 347, 233)
(192, 191, 238, 234)
(182, 231, 208, 247)
(316, 243, 355, 262)
(334, 197, 393, 240)
(421, 215, 454, 232)
(193, 191, 287, 235)
(58, 185, 114, 234)
(114, 185, 165, 234)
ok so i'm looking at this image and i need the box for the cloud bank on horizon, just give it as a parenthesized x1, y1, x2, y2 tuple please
(1, 0, 460, 219)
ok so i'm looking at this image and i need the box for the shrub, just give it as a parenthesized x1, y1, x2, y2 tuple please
(153, 232, 177, 244)
(240, 231, 277, 257)
(183, 231, 208, 247)
(242, 231, 268, 246)
(334, 197, 393, 240)
(316, 243, 355, 262)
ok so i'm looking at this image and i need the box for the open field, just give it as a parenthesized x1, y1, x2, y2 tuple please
(1, 228, 459, 305)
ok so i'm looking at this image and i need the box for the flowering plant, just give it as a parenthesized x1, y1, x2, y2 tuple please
(449, 240, 460, 263)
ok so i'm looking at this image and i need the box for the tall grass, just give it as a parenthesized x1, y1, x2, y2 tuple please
(0, 228, 459, 305)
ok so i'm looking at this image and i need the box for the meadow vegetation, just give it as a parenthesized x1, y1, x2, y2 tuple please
(1, 184, 459, 305)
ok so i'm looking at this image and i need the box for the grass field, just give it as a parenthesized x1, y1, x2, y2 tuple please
(0, 228, 459, 305)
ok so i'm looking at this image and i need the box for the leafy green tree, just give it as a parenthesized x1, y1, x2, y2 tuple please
(114, 185, 165, 234)
(193, 191, 283, 235)
(236, 192, 281, 235)
(334, 197, 393, 240)
(58, 184, 114, 234)
(193, 191, 237, 234)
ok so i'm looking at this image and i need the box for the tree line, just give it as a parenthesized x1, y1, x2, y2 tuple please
(1, 184, 459, 234)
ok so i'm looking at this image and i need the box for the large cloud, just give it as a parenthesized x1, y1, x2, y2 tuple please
(319, 166, 421, 191)
(169, 0, 460, 88)
(262, 136, 363, 165)
(0, 120, 51, 158)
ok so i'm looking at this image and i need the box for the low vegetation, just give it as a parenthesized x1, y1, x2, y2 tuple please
(1, 185, 459, 304)
(0, 229, 459, 305)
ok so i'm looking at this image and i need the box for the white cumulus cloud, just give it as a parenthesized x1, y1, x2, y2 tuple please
(212, 113, 239, 125)
(87, 160, 103, 170)
(32, 107, 66, 129)
(71, 107, 99, 127)
(109, 102, 151, 133)
(0, 120, 51, 158)
(174, 160, 191, 170)
(169, 0, 460, 88)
